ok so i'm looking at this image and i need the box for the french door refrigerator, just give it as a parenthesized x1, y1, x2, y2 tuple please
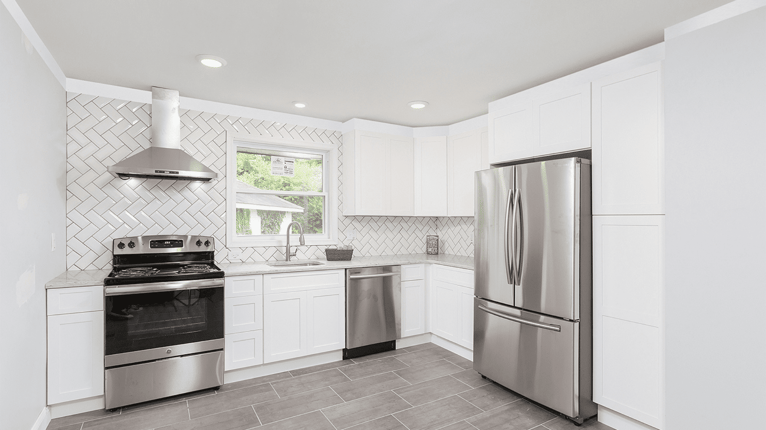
(474, 157, 596, 424)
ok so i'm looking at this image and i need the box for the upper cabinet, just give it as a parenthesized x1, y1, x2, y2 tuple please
(414, 136, 448, 216)
(343, 130, 414, 216)
(448, 128, 488, 216)
(592, 62, 664, 215)
(489, 84, 591, 164)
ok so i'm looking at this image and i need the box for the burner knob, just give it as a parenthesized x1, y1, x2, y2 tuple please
(196, 240, 202, 247)
(204, 240, 211, 247)
(117, 242, 125, 250)
(128, 241, 135, 249)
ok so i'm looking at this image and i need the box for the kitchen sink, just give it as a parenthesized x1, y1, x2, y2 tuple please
(266, 260, 326, 267)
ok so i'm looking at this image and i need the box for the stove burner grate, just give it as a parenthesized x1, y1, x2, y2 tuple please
(178, 264, 216, 274)
(114, 267, 161, 277)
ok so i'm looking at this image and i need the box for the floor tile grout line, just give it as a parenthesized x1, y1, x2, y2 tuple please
(391, 414, 412, 430)
(318, 409, 340, 430)
(186, 400, 190, 421)
(251, 405, 263, 427)
(327, 385, 347, 403)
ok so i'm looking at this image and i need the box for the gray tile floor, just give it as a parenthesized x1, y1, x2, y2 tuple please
(47, 343, 614, 430)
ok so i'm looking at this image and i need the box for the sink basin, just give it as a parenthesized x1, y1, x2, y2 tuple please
(266, 260, 325, 267)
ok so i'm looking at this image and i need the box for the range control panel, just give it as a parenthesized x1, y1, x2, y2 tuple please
(113, 235, 215, 255)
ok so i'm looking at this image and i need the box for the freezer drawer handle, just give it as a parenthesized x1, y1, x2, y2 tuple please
(477, 305, 561, 332)
(348, 272, 398, 280)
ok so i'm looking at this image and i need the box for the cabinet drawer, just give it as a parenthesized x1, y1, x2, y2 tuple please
(264, 269, 344, 294)
(225, 275, 263, 298)
(401, 264, 425, 281)
(225, 295, 263, 334)
(47, 286, 103, 315)
(225, 330, 263, 371)
(432, 266, 474, 289)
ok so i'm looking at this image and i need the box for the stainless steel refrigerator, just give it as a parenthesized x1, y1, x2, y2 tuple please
(473, 157, 596, 424)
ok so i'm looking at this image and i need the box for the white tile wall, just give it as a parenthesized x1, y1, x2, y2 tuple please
(65, 93, 474, 270)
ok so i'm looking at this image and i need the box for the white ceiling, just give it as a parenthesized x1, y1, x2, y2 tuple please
(17, 0, 732, 127)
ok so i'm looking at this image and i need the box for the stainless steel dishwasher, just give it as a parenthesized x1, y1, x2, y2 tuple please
(344, 266, 401, 359)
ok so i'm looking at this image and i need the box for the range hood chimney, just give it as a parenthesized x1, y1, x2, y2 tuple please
(107, 87, 218, 182)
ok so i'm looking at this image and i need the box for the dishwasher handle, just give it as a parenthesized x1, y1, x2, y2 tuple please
(348, 272, 399, 280)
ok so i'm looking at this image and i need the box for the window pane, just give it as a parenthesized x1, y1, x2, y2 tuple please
(237, 150, 323, 192)
(235, 196, 324, 236)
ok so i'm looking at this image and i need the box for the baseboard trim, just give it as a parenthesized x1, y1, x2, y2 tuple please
(396, 333, 432, 349)
(598, 405, 659, 430)
(224, 350, 343, 384)
(49, 396, 104, 419)
(429, 334, 473, 361)
(31, 406, 51, 430)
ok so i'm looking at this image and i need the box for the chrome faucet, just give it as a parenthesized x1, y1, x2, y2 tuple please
(285, 222, 305, 261)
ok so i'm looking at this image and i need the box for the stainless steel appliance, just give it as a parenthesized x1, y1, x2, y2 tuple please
(473, 157, 596, 424)
(103, 235, 224, 409)
(344, 266, 401, 359)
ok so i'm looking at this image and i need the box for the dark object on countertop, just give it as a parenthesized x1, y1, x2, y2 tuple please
(427, 235, 439, 255)
(325, 246, 353, 261)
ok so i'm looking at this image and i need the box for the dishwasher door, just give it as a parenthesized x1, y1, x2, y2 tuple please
(346, 266, 401, 349)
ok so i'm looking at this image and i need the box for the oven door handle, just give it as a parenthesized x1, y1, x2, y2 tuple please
(105, 278, 224, 296)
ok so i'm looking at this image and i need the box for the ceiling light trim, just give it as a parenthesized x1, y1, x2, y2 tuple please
(196, 54, 227, 68)
(408, 101, 429, 109)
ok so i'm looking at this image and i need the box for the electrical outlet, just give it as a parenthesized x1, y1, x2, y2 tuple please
(51, 233, 56, 251)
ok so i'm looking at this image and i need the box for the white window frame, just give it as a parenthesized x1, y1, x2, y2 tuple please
(226, 133, 338, 248)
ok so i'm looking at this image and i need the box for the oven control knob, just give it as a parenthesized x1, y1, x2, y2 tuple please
(196, 240, 202, 247)
(204, 240, 211, 247)
(117, 242, 125, 250)
(128, 241, 135, 249)
(166, 349, 172, 354)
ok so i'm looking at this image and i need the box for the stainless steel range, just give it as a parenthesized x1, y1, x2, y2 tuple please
(103, 235, 224, 410)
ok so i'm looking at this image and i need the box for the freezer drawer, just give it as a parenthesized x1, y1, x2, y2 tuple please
(473, 298, 592, 420)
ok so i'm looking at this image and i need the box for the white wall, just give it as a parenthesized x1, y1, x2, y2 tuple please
(0, 1, 66, 429)
(664, 6, 766, 429)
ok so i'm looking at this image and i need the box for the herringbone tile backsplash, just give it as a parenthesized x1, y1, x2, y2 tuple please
(65, 92, 474, 270)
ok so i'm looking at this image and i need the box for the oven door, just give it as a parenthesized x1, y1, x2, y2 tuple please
(105, 279, 224, 367)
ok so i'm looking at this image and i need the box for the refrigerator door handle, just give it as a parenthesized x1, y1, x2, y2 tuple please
(504, 188, 514, 285)
(477, 305, 561, 332)
(512, 189, 522, 285)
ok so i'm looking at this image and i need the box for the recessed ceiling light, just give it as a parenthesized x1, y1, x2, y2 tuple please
(196, 54, 227, 68)
(293, 102, 306, 108)
(409, 101, 428, 109)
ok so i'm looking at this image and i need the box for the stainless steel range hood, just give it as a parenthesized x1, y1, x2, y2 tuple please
(108, 87, 218, 182)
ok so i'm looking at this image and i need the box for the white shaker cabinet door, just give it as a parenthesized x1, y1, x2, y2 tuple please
(532, 83, 591, 155)
(401, 279, 426, 338)
(593, 215, 664, 428)
(263, 292, 307, 363)
(388, 136, 415, 216)
(592, 62, 664, 215)
(430, 280, 460, 342)
(448, 129, 485, 217)
(48, 311, 104, 404)
(355, 132, 389, 215)
(306, 287, 345, 355)
(225, 295, 263, 335)
(457, 286, 474, 350)
(488, 101, 533, 164)
(414, 136, 448, 216)
(225, 330, 264, 371)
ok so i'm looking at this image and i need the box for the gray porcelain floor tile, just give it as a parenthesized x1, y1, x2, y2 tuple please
(459, 384, 521, 411)
(438, 421, 476, 430)
(217, 372, 293, 393)
(450, 369, 492, 388)
(394, 359, 464, 385)
(254, 387, 344, 424)
(445, 355, 474, 369)
(290, 359, 355, 377)
(322, 391, 412, 429)
(258, 411, 335, 430)
(330, 371, 411, 401)
(395, 347, 462, 366)
(467, 399, 556, 430)
(543, 417, 615, 430)
(188, 382, 278, 419)
(48, 409, 121, 429)
(82, 402, 189, 430)
(351, 348, 411, 363)
(271, 368, 350, 397)
(393, 395, 483, 430)
(339, 357, 409, 380)
(346, 415, 407, 430)
(155, 405, 261, 430)
(403, 343, 438, 353)
(393, 375, 472, 406)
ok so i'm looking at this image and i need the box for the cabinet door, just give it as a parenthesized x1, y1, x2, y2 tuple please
(355, 132, 389, 215)
(401, 279, 425, 337)
(430, 280, 459, 342)
(448, 129, 484, 216)
(48, 311, 104, 404)
(414, 136, 448, 216)
(389, 136, 415, 215)
(488, 102, 533, 164)
(225, 295, 263, 334)
(263, 292, 306, 363)
(457, 286, 474, 350)
(306, 287, 345, 355)
(532, 83, 591, 155)
(593, 215, 663, 427)
(225, 330, 264, 371)
(225, 275, 263, 298)
(592, 62, 663, 215)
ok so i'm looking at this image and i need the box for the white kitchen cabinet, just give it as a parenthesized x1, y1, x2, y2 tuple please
(414, 136, 448, 216)
(343, 130, 414, 216)
(488, 99, 533, 164)
(593, 215, 664, 428)
(224, 275, 264, 370)
(225, 330, 264, 371)
(225, 295, 263, 334)
(448, 128, 486, 216)
(429, 266, 474, 350)
(401, 263, 427, 338)
(47, 286, 103, 316)
(47, 310, 104, 404)
(225, 274, 263, 298)
(592, 62, 664, 215)
(532, 83, 591, 156)
(263, 270, 345, 363)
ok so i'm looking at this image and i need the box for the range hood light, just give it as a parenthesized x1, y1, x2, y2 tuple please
(196, 54, 227, 68)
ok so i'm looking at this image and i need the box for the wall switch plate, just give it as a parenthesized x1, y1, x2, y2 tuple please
(51, 233, 56, 251)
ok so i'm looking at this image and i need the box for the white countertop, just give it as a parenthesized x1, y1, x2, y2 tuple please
(45, 254, 474, 289)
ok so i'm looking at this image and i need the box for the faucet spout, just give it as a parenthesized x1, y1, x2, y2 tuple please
(286, 222, 305, 261)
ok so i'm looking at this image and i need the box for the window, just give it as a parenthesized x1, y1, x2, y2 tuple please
(227, 135, 338, 247)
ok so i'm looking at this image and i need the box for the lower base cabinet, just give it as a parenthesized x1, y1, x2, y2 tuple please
(225, 330, 264, 370)
(430, 266, 474, 350)
(47, 310, 104, 404)
(401, 279, 426, 337)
